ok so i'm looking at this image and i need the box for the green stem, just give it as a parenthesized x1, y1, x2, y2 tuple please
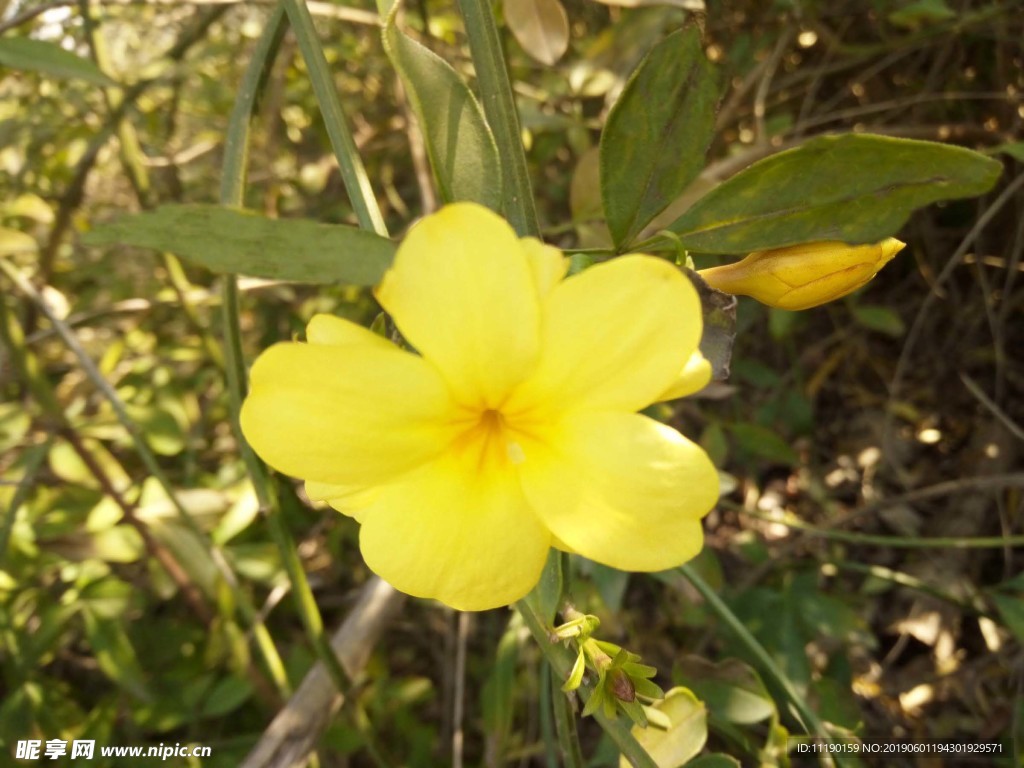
(551, 667, 585, 768)
(677, 564, 843, 764)
(538, 661, 559, 768)
(218, 2, 350, 694)
(455, 0, 539, 237)
(516, 598, 658, 768)
(282, 0, 388, 235)
(742, 506, 1024, 548)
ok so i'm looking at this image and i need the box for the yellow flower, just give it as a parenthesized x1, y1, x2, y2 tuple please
(240, 203, 718, 611)
(697, 238, 905, 311)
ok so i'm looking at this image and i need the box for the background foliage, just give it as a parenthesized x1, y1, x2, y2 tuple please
(1, 0, 1023, 765)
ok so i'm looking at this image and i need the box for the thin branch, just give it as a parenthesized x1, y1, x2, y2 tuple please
(239, 578, 405, 768)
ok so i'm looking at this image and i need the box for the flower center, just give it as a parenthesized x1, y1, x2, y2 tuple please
(456, 407, 526, 470)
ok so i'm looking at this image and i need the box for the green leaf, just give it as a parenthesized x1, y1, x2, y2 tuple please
(383, 7, 502, 210)
(503, 0, 569, 66)
(675, 657, 775, 726)
(200, 675, 254, 717)
(620, 687, 707, 768)
(852, 305, 906, 337)
(527, 548, 564, 624)
(482, 614, 524, 738)
(992, 141, 1024, 163)
(82, 609, 151, 701)
(0, 227, 37, 256)
(85, 204, 395, 285)
(668, 134, 1003, 254)
(0, 37, 114, 86)
(601, 27, 718, 247)
(888, 0, 956, 29)
(727, 422, 799, 465)
(991, 593, 1024, 644)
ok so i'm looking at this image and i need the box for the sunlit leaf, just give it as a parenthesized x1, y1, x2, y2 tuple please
(620, 687, 707, 768)
(85, 204, 396, 285)
(504, 0, 570, 65)
(668, 134, 1003, 254)
(0, 227, 37, 256)
(0, 37, 114, 86)
(601, 27, 718, 246)
(383, 6, 502, 209)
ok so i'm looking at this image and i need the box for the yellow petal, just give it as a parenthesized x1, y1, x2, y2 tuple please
(508, 255, 701, 415)
(521, 237, 569, 296)
(306, 314, 392, 348)
(375, 203, 541, 409)
(519, 412, 718, 572)
(657, 351, 712, 401)
(305, 480, 379, 522)
(241, 342, 458, 486)
(359, 454, 551, 611)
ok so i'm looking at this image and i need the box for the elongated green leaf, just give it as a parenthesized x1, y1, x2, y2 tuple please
(383, 7, 501, 210)
(85, 204, 395, 285)
(668, 134, 1003, 253)
(601, 26, 718, 247)
(82, 609, 151, 701)
(0, 37, 114, 86)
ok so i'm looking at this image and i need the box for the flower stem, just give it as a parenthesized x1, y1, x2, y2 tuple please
(515, 597, 658, 768)
(455, 0, 539, 238)
(282, 0, 388, 236)
(219, 5, 348, 695)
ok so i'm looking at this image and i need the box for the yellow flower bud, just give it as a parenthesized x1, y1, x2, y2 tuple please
(697, 238, 906, 311)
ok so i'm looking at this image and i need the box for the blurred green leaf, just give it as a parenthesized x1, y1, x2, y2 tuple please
(768, 308, 800, 340)
(200, 674, 253, 717)
(85, 204, 396, 285)
(126, 404, 187, 456)
(82, 609, 151, 701)
(481, 614, 522, 748)
(601, 27, 718, 246)
(668, 134, 1002, 253)
(504, 0, 569, 65)
(888, 0, 956, 29)
(383, 7, 502, 209)
(0, 37, 114, 86)
(727, 422, 798, 465)
(991, 593, 1024, 644)
(78, 576, 137, 619)
(0, 227, 37, 255)
(675, 657, 775, 725)
(88, 526, 146, 564)
(992, 142, 1024, 162)
(852, 305, 906, 337)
